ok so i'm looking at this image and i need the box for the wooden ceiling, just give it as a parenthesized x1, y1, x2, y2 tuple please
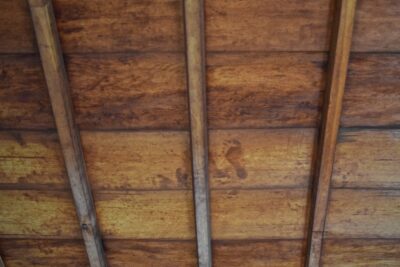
(0, 0, 400, 266)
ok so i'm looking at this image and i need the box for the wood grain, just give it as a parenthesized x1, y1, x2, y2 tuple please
(0, 131, 67, 189)
(0, 239, 309, 267)
(0, 190, 80, 238)
(306, 1, 357, 266)
(2, 0, 400, 53)
(352, 0, 400, 52)
(1, 53, 327, 130)
(322, 239, 400, 267)
(28, 1, 106, 265)
(0, 129, 315, 190)
(185, 0, 212, 263)
(67, 53, 188, 130)
(333, 129, 400, 189)
(341, 54, 400, 127)
(0, 239, 196, 267)
(209, 129, 315, 189)
(0, 239, 88, 267)
(0, 55, 54, 130)
(325, 189, 400, 238)
(205, 0, 332, 52)
(0, 189, 308, 239)
(0, 0, 36, 53)
(207, 52, 326, 129)
(213, 240, 305, 267)
(211, 189, 309, 240)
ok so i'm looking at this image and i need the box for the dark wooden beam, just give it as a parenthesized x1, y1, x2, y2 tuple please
(27, 1, 107, 266)
(306, 0, 357, 266)
(183, 0, 212, 266)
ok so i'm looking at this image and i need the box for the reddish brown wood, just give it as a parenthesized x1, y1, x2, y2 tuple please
(305, 0, 357, 266)
(27, 0, 107, 266)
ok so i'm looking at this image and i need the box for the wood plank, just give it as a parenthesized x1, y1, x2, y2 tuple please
(2, 0, 400, 54)
(0, 0, 36, 53)
(0, 131, 67, 189)
(352, 0, 400, 52)
(205, 0, 332, 52)
(213, 240, 305, 267)
(27, 1, 106, 266)
(1, 53, 326, 130)
(341, 54, 400, 127)
(207, 52, 326, 129)
(209, 129, 315, 189)
(0, 129, 315, 190)
(0, 239, 88, 267)
(325, 189, 400, 238)
(0, 190, 81, 238)
(306, 1, 357, 266)
(211, 189, 308, 240)
(67, 53, 188, 130)
(0, 239, 308, 267)
(0, 55, 54, 130)
(0, 189, 307, 239)
(0, 0, 184, 54)
(333, 129, 400, 189)
(322, 239, 400, 267)
(0, 239, 197, 267)
(184, 0, 212, 265)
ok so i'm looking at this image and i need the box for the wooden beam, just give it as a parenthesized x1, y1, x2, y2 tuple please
(27, 1, 107, 266)
(183, 0, 212, 266)
(305, 0, 357, 266)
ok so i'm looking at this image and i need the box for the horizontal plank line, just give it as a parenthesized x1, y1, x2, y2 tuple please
(0, 186, 312, 192)
(323, 237, 400, 241)
(340, 125, 400, 131)
(2, 50, 400, 58)
(331, 187, 400, 191)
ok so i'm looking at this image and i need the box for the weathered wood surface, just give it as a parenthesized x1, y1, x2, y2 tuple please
(67, 54, 188, 130)
(1, 53, 325, 130)
(0, 190, 81, 237)
(0, 239, 309, 267)
(333, 130, 400, 189)
(0, 131, 68, 189)
(326, 189, 400, 238)
(28, 0, 107, 265)
(0, 189, 308, 239)
(342, 54, 400, 127)
(352, 0, 400, 52)
(2, 0, 400, 53)
(322, 239, 400, 267)
(0, 55, 54, 130)
(0, 129, 315, 189)
(213, 240, 305, 267)
(4, 53, 399, 130)
(306, 0, 357, 266)
(207, 53, 326, 129)
(0, 239, 196, 267)
(0, 239, 88, 267)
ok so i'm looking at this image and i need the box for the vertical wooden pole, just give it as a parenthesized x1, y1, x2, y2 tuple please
(27, 1, 107, 266)
(305, 0, 357, 266)
(183, 0, 212, 266)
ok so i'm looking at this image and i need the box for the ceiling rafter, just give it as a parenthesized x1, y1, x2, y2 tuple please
(27, 1, 107, 266)
(305, 0, 358, 266)
(183, 0, 213, 266)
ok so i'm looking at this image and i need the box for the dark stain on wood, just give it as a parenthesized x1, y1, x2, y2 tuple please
(225, 140, 247, 180)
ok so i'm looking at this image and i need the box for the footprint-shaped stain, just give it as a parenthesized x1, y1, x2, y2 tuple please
(225, 139, 247, 179)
